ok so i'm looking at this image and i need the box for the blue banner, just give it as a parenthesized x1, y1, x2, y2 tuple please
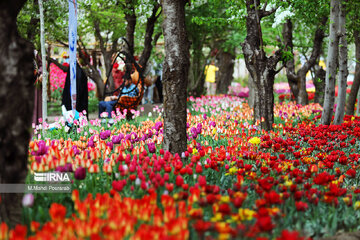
(69, 0, 77, 111)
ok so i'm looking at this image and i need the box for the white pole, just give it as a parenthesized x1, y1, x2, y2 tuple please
(69, 0, 77, 115)
(39, 0, 48, 123)
(357, 88, 360, 115)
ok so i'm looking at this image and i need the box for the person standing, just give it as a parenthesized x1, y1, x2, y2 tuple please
(61, 62, 89, 118)
(204, 60, 218, 95)
(143, 60, 159, 104)
(154, 58, 163, 103)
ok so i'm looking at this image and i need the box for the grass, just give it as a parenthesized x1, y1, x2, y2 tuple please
(47, 97, 99, 116)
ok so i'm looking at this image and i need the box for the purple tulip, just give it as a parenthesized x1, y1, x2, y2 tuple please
(147, 142, 156, 153)
(106, 141, 113, 150)
(112, 135, 120, 144)
(55, 165, 66, 172)
(125, 134, 131, 141)
(100, 130, 111, 140)
(32, 140, 49, 156)
(196, 123, 202, 134)
(65, 163, 73, 172)
(37, 141, 48, 155)
(196, 142, 201, 151)
(147, 131, 153, 138)
(74, 167, 86, 180)
(72, 145, 80, 155)
(35, 156, 42, 163)
(88, 139, 95, 148)
(154, 121, 163, 131)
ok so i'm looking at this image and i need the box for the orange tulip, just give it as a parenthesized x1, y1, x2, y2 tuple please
(0, 223, 8, 240)
(49, 203, 67, 222)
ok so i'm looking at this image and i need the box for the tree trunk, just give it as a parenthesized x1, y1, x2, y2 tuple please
(80, 65, 105, 100)
(216, 49, 235, 94)
(86, 21, 116, 99)
(188, 42, 206, 97)
(162, 0, 190, 155)
(0, 0, 33, 227)
(283, 18, 327, 105)
(187, 15, 210, 97)
(139, 3, 161, 69)
(248, 74, 255, 108)
(334, 0, 348, 124)
(91, 50, 97, 69)
(103, 52, 114, 91)
(296, 71, 309, 105)
(283, 19, 300, 100)
(321, 0, 340, 125)
(125, 0, 136, 56)
(72, 45, 106, 100)
(346, 30, 360, 115)
(313, 64, 326, 105)
(252, 68, 276, 130)
(242, 0, 281, 130)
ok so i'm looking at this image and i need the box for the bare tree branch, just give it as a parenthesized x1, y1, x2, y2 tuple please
(47, 56, 68, 72)
(153, 32, 162, 46)
(298, 16, 328, 76)
(260, 7, 277, 18)
(139, 2, 161, 68)
(261, 1, 268, 12)
(78, 38, 101, 80)
(56, 40, 69, 48)
(94, 19, 106, 54)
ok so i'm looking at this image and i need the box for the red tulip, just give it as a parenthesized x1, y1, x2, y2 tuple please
(176, 175, 184, 187)
(295, 201, 308, 211)
(198, 175, 207, 187)
(346, 168, 356, 178)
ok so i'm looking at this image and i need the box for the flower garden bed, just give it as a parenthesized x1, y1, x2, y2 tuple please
(2, 95, 360, 240)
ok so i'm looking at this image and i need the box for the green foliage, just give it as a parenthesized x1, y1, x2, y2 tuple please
(47, 101, 62, 116)
(18, 0, 68, 48)
(274, 73, 288, 84)
(281, 49, 294, 63)
(233, 76, 248, 87)
(79, 0, 126, 46)
(346, 0, 360, 42)
(48, 90, 98, 116)
(88, 91, 99, 113)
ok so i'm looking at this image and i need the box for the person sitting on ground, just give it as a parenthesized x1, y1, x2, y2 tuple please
(99, 76, 139, 118)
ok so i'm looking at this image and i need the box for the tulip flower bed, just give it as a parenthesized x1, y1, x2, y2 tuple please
(2, 95, 360, 240)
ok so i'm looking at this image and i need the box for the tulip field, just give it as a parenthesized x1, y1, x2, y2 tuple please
(2, 95, 360, 240)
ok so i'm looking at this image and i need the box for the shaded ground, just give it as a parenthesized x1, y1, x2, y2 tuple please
(323, 232, 360, 240)
(46, 103, 162, 123)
